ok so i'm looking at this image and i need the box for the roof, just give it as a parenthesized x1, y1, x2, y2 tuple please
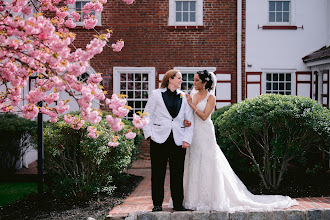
(302, 46, 330, 63)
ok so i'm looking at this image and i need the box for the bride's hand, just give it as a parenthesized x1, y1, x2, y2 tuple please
(186, 93, 192, 105)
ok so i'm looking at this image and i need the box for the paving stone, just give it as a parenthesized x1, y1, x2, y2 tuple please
(192, 211, 210, 220)
(125, 216, 137, 220)
(324, 209, 330, 220)
(249, 211, 266, 220)
(286, 210, 306, 220)
(137, 212, 153, 220)
(266, 211, 285, 220)
(171, 211, 193, 220)
(306, 209, 322, 220)
(210, 211, 229, 220)
(229, 211, 248, 220)
(152, 212, 171, 220)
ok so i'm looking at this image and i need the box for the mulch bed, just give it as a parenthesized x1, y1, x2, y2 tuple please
(0, 174, 143, 220)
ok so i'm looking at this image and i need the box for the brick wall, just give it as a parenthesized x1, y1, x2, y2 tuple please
(71, 0, 242, 157)
(71, 0, 240, 101)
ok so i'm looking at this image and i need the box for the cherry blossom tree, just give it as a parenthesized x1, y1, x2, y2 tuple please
(0, 0, 148, 144)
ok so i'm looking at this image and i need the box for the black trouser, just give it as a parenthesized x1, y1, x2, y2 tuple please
(150, 132, 186, 208)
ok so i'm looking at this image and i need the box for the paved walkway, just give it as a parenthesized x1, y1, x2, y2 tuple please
(107, 159, 330, 219)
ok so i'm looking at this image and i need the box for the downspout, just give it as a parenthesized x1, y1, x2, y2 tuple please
(237, 0, 242, 102)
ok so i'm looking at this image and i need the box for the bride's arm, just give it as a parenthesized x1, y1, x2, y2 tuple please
(190, 95, 216, 121)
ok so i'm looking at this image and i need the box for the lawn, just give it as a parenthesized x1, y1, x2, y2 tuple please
(0, 182, 38, 207)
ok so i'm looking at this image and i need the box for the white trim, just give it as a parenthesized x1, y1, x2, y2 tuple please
(305, 58, 330, 68)
(174, 67, 216, 72)
(266, 0, 296, 26)
(237, 0, 242, 102)
(113, 66, 156, 96)
(261, 69, 296, 95)
(168, 0, 203, 26)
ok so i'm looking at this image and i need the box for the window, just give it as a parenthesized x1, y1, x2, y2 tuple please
(113, 67, 155, 120)
(69, 0, 101, 26)
(266, 72, 292, 95)
(269, 1, 290, 23)
(169, 0, 203, 26)
(174, 67, 216, 93)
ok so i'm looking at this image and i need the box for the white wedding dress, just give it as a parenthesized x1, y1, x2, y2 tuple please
(182, 91, 298, 212)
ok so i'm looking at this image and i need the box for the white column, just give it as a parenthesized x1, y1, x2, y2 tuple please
(237, 0, 242, 102)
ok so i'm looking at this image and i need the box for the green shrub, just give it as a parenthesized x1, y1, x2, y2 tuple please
(44, 112, 137, 199)
(215, 94, 330, 190)
(0, 113, 37, 174)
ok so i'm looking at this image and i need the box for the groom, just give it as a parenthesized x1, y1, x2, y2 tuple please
(143, 69, 194, 212)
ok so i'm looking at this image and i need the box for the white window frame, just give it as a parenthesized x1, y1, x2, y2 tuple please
(174, 67, 216, 93)
(169, 0, 203, 26)
(69, 0, 102, 26)
(113, 67, 156, 119)
(267, 0, 296, 25)
(261, 69, 296, 95)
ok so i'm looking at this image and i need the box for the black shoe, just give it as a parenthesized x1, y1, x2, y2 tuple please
(152, 206, 162, 212)
(173, 206, 188, 211)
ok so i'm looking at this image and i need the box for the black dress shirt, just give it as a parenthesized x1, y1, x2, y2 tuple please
(162, 88, 182, 118)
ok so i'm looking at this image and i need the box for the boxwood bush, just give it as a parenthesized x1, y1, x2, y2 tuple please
(214, 94, 330, 190)
(0, 113, 37, 174)
(44, 112, 141, 199)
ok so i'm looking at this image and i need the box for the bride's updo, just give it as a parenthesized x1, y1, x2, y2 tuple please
(197, 70, 214, 92)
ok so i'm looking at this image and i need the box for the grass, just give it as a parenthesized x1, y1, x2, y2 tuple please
(0, 182, 39, 207)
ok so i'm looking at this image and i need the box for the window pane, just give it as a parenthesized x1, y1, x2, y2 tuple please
(135, 91, 141, 98)
(135, 101, 141, 108)
(279, 83, 284, 90)
(276, 12, 282, 22)
(269, 1, 275, 11)
(190, 1, 196, 11)
(266, 74, 271, 81)
(279, 74, 284, 81)
(142, 82, 148, 90)
(142, 91, 148, 98)
(176, 1, 182, 11)
(286, 92, 291, 95)
(286, 83, 291, 90)
(120, 82, 126, 90)
(276, 1, 282, 11)
(182, 74, 187, 81)
(283, 1, 290, 11)
(283, 12, 289, 22)
(135, 73, 141, 81)
(120, 73, 126, 81)
(188, 73, 194, 81)
(128, 73, 133, 81)
(188, 82, 193, 90)
(273, 73, 278, 81)
(286, 74, 291, 81)
(142, 73, 148, 81)
(190, 12, 196, 22)
(273, 83, 278, 90)
(176, 12, 182, 22)
(135, 82, 141, 90)
(269, 12, 275, 22)
(183, 12, 189, 21)
(128, 82, 133, 89)
(266, 83, 271, 90)
(183, 1, 189, 11)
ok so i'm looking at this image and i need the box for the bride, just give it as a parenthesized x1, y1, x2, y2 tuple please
(182, 70, 298, 212)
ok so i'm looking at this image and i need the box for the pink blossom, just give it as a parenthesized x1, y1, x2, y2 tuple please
(22, 104, 39, 119)
(113, 106, 130, 117)
(99, 0, 107, 4)
(83, 16, 98, 29)
(65, 18, 76, 28)
(87, 126, 99, 139)
(106, 115, 123, 132)
(50, 117, 58, 123)
(125, 132, 136, 139)
(111, 41, 124, 52)
(87, 73, 103, 84)
(107, 141, 119, 147)
(25, 88, 46, 104)
(44, 92, 59, 104)
(21, 5, 32, 15)
(108, 94, 126, 110)
(132, 113, 149, 129)
(72, 11, 81, 21)
(122, 0, 135, 4)
(55, 100, 70, 114)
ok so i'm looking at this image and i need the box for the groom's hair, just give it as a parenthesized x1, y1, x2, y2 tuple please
(160, 69, 180, 88)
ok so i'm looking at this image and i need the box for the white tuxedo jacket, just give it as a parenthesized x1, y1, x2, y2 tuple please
(143, 88, 194, 146)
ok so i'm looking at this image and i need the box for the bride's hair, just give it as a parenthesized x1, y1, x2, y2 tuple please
(197, 70, 214, 92)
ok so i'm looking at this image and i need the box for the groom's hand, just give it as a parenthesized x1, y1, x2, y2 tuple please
(182, 141, 190, 149)
(184, 120, 191, 127)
